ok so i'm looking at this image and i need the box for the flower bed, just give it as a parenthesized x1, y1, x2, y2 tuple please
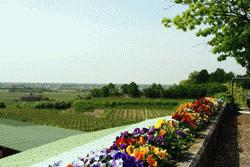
(50, 97, 222, 167)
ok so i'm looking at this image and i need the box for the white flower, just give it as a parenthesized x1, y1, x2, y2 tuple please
(72, 160, 84, 167)
(91, 161, 103, 167)
(51, 160, 62, 167)
(113, 159, 123, 167)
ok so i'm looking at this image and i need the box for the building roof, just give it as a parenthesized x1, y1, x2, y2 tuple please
(0, 123, 131, 167)
(0, 118, 83, 152)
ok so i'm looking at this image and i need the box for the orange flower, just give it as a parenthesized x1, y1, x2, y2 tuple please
(67, 164, 73, 167)
(138, 136, 145, 145)
(159, 129, 166, 136)
(132, 150, 144, 161)
(146, 154, 158, 167)
(177, 102, 192, 112)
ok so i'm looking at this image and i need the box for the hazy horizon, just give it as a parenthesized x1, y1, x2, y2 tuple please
(0, 0, 246, 84)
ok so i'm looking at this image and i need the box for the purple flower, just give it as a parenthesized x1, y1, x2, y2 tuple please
(142, 128, 149, 133)
(112, 152, 144, 167)
(176, 130, 186, 138)
(133, 128, 141, 135)
(148, 128, 156, 135)
(120, 144, 127, 149)
(121, 131, 129, 137)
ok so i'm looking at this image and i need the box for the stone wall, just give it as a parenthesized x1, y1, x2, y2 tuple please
(177, 106, 228, 167)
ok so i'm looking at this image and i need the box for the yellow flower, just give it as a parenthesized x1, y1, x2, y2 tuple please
(140, 146, 149, 154)
(151, 146, 159, 154)
(151, 146, 168, 160)
(154, 119, 165, 129)
(205, 97, 216, 104)
(126, 145, 134, 155)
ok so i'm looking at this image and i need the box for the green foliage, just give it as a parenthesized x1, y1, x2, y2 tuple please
(206, 83, 228, 95)
(195, 69, 210, 84)
(163, 83, 227, 98)
(127, 82, 141, 97)
(90, 83, 120, 98)
(163, 0, 250, 72)
(215, 92, 232, 103)
(72, 100, 94, 112)
(71, 99, 180, 112)
(187, 70, 210, 84)
(164, 84, 207, 98)
(121, 84, 129, 95)
(90, 88, 103, 98)
(182, 68, 235, 85)
(209, 68, 235, 83)
(34, 101, 72, 110)
(143, 83, 164, 98)
(90, 82, 140, 98)
(235, 74, 250, 89)
(0, 102, 6, 108)
(230, 82, 249, 106)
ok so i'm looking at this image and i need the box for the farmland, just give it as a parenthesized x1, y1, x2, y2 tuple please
(0, 91, 191, 132)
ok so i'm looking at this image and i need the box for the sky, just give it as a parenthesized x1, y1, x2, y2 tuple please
(0, 0, 246, 84)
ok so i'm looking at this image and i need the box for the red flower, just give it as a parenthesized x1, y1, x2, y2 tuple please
(172, 111, 196, 128)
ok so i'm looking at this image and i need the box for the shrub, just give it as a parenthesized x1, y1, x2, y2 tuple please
(72, 100, 94, 112)
(21, 95, 42, 101)
(0, 102, 6, 108)
(206, 83, 227, 95)
(163, 84, 227, 99)
(34, 101, 71, 110)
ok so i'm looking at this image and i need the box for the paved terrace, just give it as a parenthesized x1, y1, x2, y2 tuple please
(213, 110, 250, 167)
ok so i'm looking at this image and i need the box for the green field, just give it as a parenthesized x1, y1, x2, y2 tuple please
(0, 91, 192, 131)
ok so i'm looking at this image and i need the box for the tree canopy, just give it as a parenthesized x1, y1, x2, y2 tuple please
(162, 0, 250, 73)
(180, 68, 235, 85)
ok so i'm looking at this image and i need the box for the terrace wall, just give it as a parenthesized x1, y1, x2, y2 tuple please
(177, 105, 228, 167)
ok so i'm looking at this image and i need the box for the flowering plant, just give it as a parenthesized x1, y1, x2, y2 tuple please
(126, 144, 169, 167)
(56, 149, 144, 167)
(149, 120, 193, 159)
(172, 97, 222, 130)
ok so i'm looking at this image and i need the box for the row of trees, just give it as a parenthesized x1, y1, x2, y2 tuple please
(90, 82, 141, 98)
(89, 82, 227, 99)
(89, 68, 233, 99)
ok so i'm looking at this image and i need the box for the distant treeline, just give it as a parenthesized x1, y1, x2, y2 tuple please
(9, 87, 53, 93)
(89, 68, 235, 99)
